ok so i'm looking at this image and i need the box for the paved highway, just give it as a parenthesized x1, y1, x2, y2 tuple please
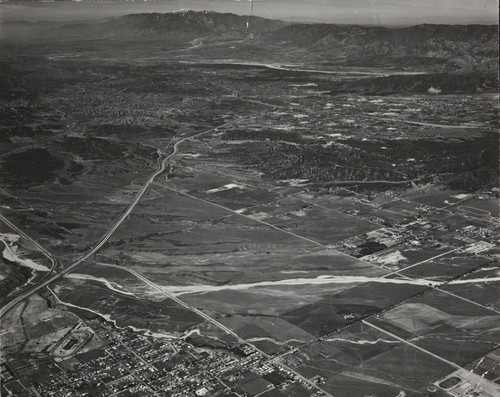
(0, 103, 335, 397)
(0, 122, 78, 159)
(88, 262, 335, 397)
(0, 115, 252, 317)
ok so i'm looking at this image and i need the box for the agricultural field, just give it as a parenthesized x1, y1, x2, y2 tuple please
(399, 252, 492, 281)
(441, 265, 500, 311)
(52, 278, 204, 334)
(0, 293, 80, 351)
(283, 322, 453, 397)
(369, 290, 500, 366)
(0, 8, 498, 397)
(281, 281, 427, 337)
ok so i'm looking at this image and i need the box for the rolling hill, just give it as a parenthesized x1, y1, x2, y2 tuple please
(1, 11, 497, 73)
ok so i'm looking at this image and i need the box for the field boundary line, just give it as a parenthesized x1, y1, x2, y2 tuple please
(382, 248, 461, 278)
(362, 320, 462, 370)
(436, 288, 500, 315)
(76, 262, 335, 397)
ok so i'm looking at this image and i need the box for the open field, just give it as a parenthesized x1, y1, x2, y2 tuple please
(441, 266, 500, 311)
(281, 282, 427, 336)
(0, 11, 498, 397)
(282, 322, 453, 397)
(52, 278, 204, 334)
(300, 193, 409, 226)
(370, 290, 500, 366)
(407, 188, 475, 209)
(400, 252, 492, 281)
(0, 293, 80, 350)
(97, 188, 389, 289)
(239, 199, 380, 245)
(181, 281, 367, 318)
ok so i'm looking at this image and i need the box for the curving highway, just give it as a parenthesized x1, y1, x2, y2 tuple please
(0, 115, 253, 317)
(0, 107, 334, 397)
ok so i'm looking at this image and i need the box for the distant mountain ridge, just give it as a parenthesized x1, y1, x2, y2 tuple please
(2, 11, 498, 73)
(107, 10, 285, 36)
(262, 23, 498, 72)
(2, 10, 285, 41)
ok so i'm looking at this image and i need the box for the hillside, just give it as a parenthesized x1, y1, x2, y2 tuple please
(1, 11, 497, 73)
(1, 11, 286, 41)
(263, 23, 498, 72)
(102, 10, 285, 37)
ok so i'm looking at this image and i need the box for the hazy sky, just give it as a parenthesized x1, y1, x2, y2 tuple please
(0, 0, 498, 25)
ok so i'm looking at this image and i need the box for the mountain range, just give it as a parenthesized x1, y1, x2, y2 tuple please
(2, 11, 498, 73)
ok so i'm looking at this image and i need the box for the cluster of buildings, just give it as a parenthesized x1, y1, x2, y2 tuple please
(338, 190, 498, 257)
(1, 317, 325, 397)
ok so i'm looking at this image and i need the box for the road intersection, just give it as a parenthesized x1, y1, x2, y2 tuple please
(0, 112, 259, 317)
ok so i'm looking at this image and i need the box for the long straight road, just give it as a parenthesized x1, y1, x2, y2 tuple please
(0, 114, 254, 318)
(1, 103, 335, 396)
(362, 320, 462, 370)
(77, 262, 335, 397)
